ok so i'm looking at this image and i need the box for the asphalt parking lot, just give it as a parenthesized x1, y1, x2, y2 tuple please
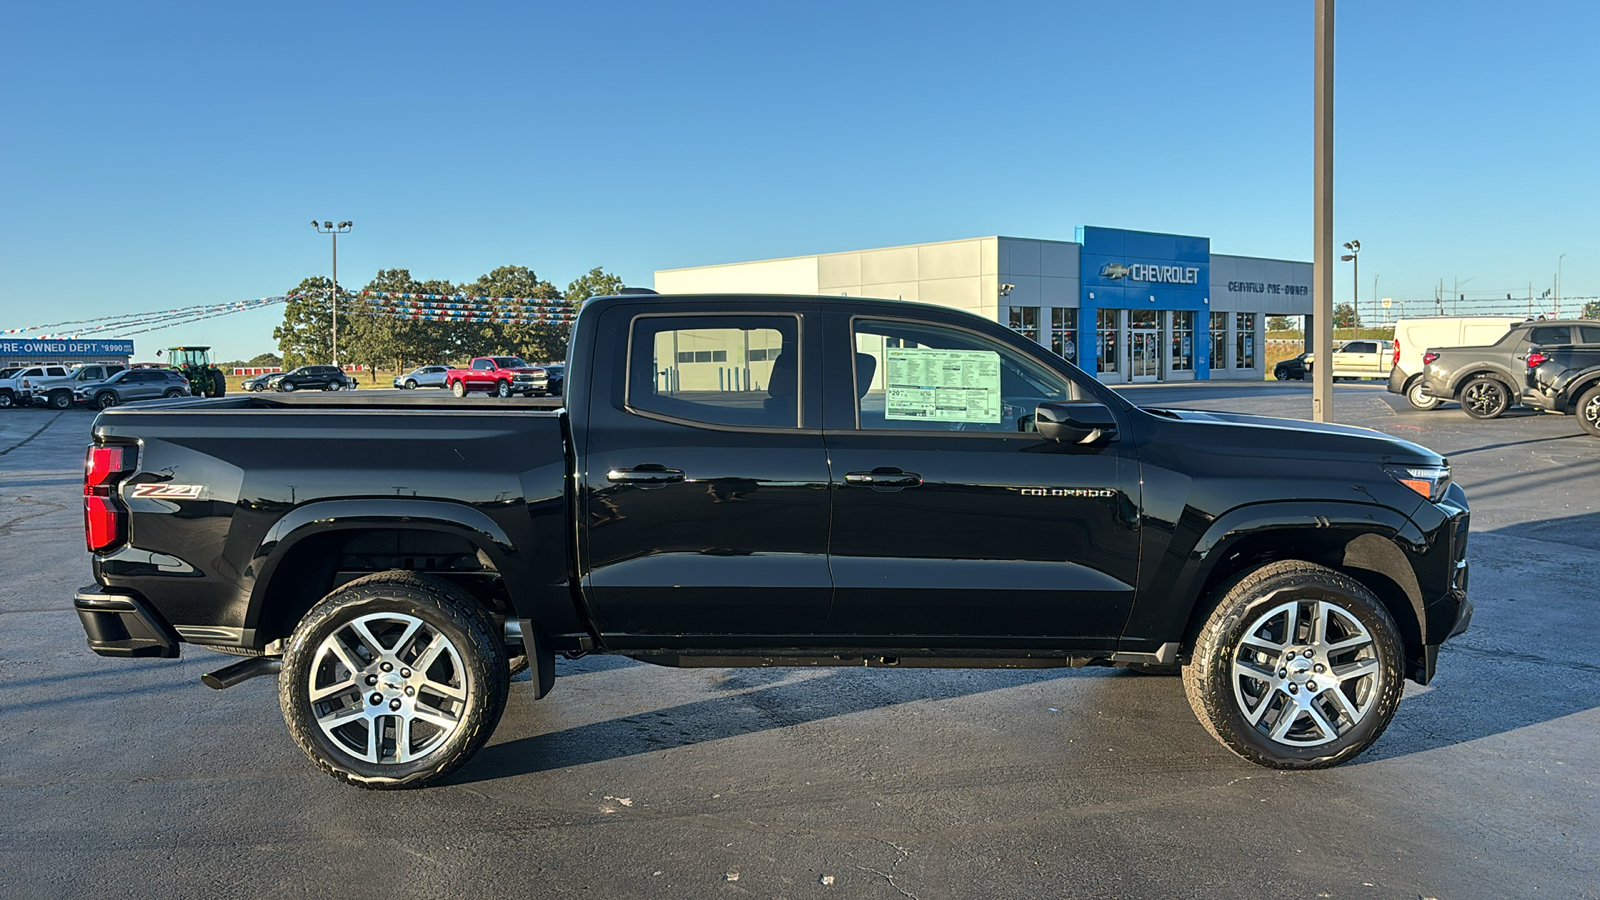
(1, 382, 1595, 900)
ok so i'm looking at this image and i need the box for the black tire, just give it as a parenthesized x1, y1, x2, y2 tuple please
(95, 392, 118, 410)
(0, 391, 13, 409)
(451, 380, 466, 398)
(162, 388, 184, 399)
(1181, 560, 1404, 769)
(1459, 375, 1510, 419)
(282, 382, 297, 392)
(279, 571, 509, 789)
(495, 381, 512, 398)
(1274, 369, 1288, 381)
(249, 383, 264, 392)
(48, 390, 72, 410)
(404, 380, 418, 390)
(1405, 378, 1442, 411)
(323, 381, 340, 392)
(1576, 384, 1600, 438)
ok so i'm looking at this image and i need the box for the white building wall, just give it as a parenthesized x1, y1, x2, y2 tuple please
(655, 256, 820, 295)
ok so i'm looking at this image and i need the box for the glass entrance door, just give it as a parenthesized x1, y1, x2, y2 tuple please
(1129, 330, 1159, 381)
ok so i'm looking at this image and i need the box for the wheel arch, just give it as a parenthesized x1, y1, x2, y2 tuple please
(243, 500, 528, 649)
(1449, 366, 1516, 398)
(1169, 505, 1427, 674)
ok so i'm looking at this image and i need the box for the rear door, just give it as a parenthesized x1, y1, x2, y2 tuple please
(578, 303, 834, 641)
(819, 310, 1141, 647)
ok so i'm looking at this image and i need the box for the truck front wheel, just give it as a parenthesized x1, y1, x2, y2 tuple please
(278, 571, 509, 789)
(1181, 560, 1404, 770)
(495, 381, 512, 398)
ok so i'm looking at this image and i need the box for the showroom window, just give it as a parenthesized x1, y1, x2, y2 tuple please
(1050, 308, 1078, 363)
(1235, 313, 1257, 369)
(1171, 311, 1194, 372)
(1097, 309, 1119, 373)
(1007, 306, 1040, 343)
(1210, 312, 1228, 370)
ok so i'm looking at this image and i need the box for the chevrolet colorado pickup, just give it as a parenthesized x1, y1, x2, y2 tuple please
(74, 293, 1472, 788)
(1526, 345, 1600, 437)
(1416, 319, 1600, 419)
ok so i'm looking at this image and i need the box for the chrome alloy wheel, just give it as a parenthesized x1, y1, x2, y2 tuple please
(307, 612, 469, 765)
(1230, 599, 1379, 747)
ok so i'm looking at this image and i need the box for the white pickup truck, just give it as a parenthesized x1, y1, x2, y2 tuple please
(1307, 339, 1394, 380)
(1, 363, 127, 409)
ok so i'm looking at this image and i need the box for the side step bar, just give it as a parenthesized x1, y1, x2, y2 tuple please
(202, 656, 283, 690)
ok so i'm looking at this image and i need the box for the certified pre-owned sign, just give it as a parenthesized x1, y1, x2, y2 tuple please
(1099, 262, 1200, 285)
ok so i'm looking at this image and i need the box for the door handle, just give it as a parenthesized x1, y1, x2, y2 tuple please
(607, 465, 686, 485)
(844, 468, 923, 489)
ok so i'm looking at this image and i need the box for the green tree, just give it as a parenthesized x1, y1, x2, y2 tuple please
(1267, 316, 1296, 332)
(565, 267, 627, 308)
(274, 276, 337, 368)
(1584, 298, 1599, 319)
(1333, 302, 1360, 328)
(247, 352, 282, 367)
(460, 265, 567, 363)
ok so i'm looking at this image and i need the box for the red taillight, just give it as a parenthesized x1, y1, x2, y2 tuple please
(1527, 352, 1549, 368)
(84, 445, 130, 552)
(1422, 352, 1439, 366)
(1392, 340, 1401, 366)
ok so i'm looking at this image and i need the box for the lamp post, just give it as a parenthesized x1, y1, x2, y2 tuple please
(311, 220, 353, 365)
(1340, 240, 1360, 329)
(1557, 253, 1567, 317)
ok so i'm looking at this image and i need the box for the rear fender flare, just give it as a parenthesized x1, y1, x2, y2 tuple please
(246, 499, 521, 634)
(1449, 366, 1516, 398)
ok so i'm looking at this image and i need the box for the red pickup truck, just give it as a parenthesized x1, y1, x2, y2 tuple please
(443, 356, 550, 398)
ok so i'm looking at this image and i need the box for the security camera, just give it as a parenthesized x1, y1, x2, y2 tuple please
(999, 284, 1016, 297)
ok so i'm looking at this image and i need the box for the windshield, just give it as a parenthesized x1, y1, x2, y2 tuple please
(491, 357, 529, 369)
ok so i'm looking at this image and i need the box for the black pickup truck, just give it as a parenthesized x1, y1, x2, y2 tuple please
(1417, 319, 1600, 419)
(74, 293, 1472, 788)
(1526, 345, 1600, 436)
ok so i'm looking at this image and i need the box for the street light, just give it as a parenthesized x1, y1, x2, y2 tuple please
(1340, 240, 1360, 328)
(311, 220, 353, 366)
(1558, 253, 1567, 317)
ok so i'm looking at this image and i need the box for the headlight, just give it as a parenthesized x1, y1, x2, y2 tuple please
(1385, 464, 1451, 502)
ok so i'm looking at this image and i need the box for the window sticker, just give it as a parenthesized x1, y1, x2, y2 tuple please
(883, 348, 1002, 423)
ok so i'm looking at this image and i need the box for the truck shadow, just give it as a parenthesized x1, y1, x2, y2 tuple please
(456, 666, 1086, 783)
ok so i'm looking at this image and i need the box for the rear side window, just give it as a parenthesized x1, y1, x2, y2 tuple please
(627, 314, 800, 428)
(1529, 326, 1571, 345)
(46, 367, 67, 376)
(1579, 326, 1600, 343)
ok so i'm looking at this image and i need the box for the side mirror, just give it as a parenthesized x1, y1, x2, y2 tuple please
(1035, 401, 1118, 444)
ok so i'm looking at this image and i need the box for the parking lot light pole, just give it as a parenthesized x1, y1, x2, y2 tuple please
(311, 220, 353, 366)
(1341, 240, 1360, 329)
(1312, 0, 1334, 422)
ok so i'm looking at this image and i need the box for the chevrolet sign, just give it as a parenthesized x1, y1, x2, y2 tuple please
(1100, 263, 1200, 285)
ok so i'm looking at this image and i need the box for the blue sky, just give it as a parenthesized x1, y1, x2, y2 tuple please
(2, 0, 1595, 359)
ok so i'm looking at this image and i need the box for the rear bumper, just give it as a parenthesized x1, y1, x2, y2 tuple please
(74, 585, 180, 658)
(1386, 367, 1408, 394)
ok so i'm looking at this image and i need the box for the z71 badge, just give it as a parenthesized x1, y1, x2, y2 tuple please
(130, 484, 204, 500)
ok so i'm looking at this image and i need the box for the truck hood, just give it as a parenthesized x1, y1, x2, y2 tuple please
(1139, 406, 1444, 467)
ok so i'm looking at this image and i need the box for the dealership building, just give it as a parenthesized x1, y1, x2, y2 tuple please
(0, 338, 135, 370)
(655, 226, 1313, 383)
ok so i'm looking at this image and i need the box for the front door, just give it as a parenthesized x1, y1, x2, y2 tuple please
(580, 306, 834, 642)
(820, 311, 1141, 648)
(1129, 330, 1159, 381)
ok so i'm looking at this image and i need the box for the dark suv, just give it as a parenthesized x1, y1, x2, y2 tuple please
(276, 365, 351, 392)
(75, 368, 191, 409)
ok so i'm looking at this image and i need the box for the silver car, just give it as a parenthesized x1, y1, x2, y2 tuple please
(74, 368, 192, 409)
(393, 365, 449, 390)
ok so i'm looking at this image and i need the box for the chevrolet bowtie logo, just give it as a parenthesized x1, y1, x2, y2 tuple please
(1100, 263, 1131, 280)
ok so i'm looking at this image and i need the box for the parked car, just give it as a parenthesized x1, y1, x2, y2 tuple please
(1273, 352, 1308, 381)
(393, 365, 449, 390)
(540, 363, 565, 396)
(276, 365, 351, 392)
(1386, 316, 1528, 410)
(74, 367, 191, 409)
(1417, 319, 1600, 419)
(5, 363, 73, 408)
(73, 292, 1471, 788)
(243, 372, 286, 392)
(0, 367, 25, 408)
(1525, 345, 1600, 437)
(1304, 340, 1393, 380)
(444, 357, 548, 397)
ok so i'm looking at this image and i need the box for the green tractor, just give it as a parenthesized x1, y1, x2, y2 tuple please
(166, 346, 227, 398)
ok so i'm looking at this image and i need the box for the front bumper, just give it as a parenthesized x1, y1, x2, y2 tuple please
(74, 585, 180, 658)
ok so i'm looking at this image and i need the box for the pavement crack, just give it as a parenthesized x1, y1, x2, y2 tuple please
(0, 412, 67, 456)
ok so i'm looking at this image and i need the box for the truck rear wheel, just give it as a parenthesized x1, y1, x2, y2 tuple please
(451, 380, 466, 398)
(1405, 379, 1441, 411)
(1181, 560, 1404, 769)
(1460, 376, 1510, 419)
(1576, 384, 1600, 437)
(278, 571, 508, 789)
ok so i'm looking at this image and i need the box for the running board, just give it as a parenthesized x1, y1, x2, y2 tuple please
(201, 656, 282, 690)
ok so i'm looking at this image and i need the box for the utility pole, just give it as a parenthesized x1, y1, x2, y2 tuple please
(1312, 0, 1335, 422)
(1557, 253, 1566, 317)
(311, 220, 353, 366)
